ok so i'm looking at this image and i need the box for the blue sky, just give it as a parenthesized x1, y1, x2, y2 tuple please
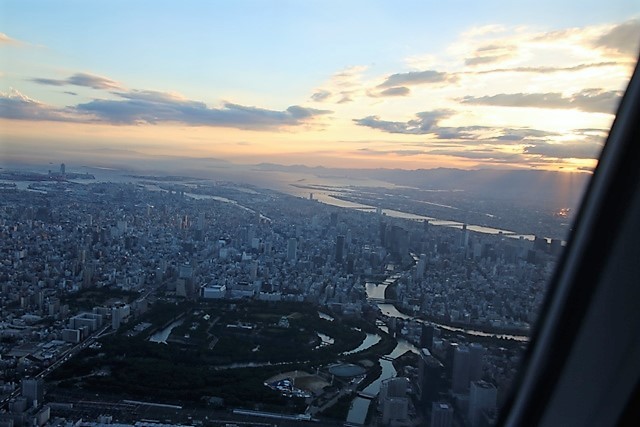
(1, 1, 639, 171)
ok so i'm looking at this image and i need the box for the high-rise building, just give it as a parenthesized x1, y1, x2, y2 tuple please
(468, 380, 497, 427)
(461, 223, 469, 250)
(287, 237, 297, 262)
(197, 212, 206, 231)
(416, 253, 427, 279)
(346, 253, 355, 274)
(379, 221, 387, 245)
(21, 379, 44, 407)
(179, 263, 193, 279)
(335, 235, 345, 262)
(379, 377, 410, 425)
(469, 343, 485, 382)
(431, 401, 454, 427)
(419, 348, 444, 409)
(452, 345, 471, 394)
(421, 324, 434, 350)
(330, 212, 338, 227)
(112, 306, 121, 330)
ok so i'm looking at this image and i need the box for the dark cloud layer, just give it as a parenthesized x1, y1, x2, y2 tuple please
(460, 88, 623, 114)
(1, 88, 332, 130)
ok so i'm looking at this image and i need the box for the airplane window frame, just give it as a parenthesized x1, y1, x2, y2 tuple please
(498, 56, 640, 426)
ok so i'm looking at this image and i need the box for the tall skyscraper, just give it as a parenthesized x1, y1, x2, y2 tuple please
(197, 212, 206, 231)
(452, 344, 471, 394)
(468, 380, 497, 427)
(335, 235, 345, 262)
(22, 378, 44, 407)
(419, 349, 444, 409)
(379, 377, 410, 425)
(461, 223, 469, 248)
(416, 253, 427, 279)
(346, 253, 355, 274)
(431, 401, 454, 427)
(287, 237, 297, 262)
(469, 343, 485, 382)
(421, 324, 434, 350)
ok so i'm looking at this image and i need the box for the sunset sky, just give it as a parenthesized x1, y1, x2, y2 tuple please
(1, 1, 639, 172)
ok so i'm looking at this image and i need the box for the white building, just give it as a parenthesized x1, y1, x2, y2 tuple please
(202, 284, 227, 299)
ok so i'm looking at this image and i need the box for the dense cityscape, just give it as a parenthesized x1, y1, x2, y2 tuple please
(0, 166, 567, 427)
(3, 1, 638, 425)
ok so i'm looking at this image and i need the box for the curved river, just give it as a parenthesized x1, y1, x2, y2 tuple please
(345, 278, 528, 425)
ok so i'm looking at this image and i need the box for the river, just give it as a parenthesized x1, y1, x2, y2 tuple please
(148, 319, 184, 344)
(343, 333, 382, 355)
(345, 273, 528, 424)
(345, 282, 421, 425)
(295, 191, 537, 241)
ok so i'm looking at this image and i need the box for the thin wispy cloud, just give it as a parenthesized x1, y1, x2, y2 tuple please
(31, 72, 123, 90)
(310, 66, 367, 104)
(354, 109, 453, 135)
(371, 86, 411, 97)
(0, 32, 25, 45)
(459, 88, 623, 114)
(378, 70, 458, 88)
(469, 61, 625, 75)
(523, 139, 604, 159)
(354, 110, 557, 143)
(464, 42, 517, 66)
(358, 148, 426, 157)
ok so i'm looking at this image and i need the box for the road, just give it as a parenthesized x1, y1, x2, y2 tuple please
(0, 324, 110, 410)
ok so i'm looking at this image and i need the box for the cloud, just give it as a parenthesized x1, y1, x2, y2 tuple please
(75, 90, 332, 128)
(471, 61, 625, 75)
(354, 109, 556, 143)
(0, 33, 24, 45)
(593, 19, 640, 57)
(0, 89, 80, 122)
(311, 90, 331, 102)
(31, 72, 123, 90)
(354, 109, 453, 134)
(432, 126, 487, 140)
(370, 86, 411, 97)
(308, 66, 368, 104)
(358, 148, 425, 156)
(464, 43, 517, 66)
(523, 139, 604, 159)
(31, 78, 66, 86)
(428, 148, 527, 162)
(459, 88, 623, 114)
(378, 70, 457, 88)
(1, 88, 332, 130)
